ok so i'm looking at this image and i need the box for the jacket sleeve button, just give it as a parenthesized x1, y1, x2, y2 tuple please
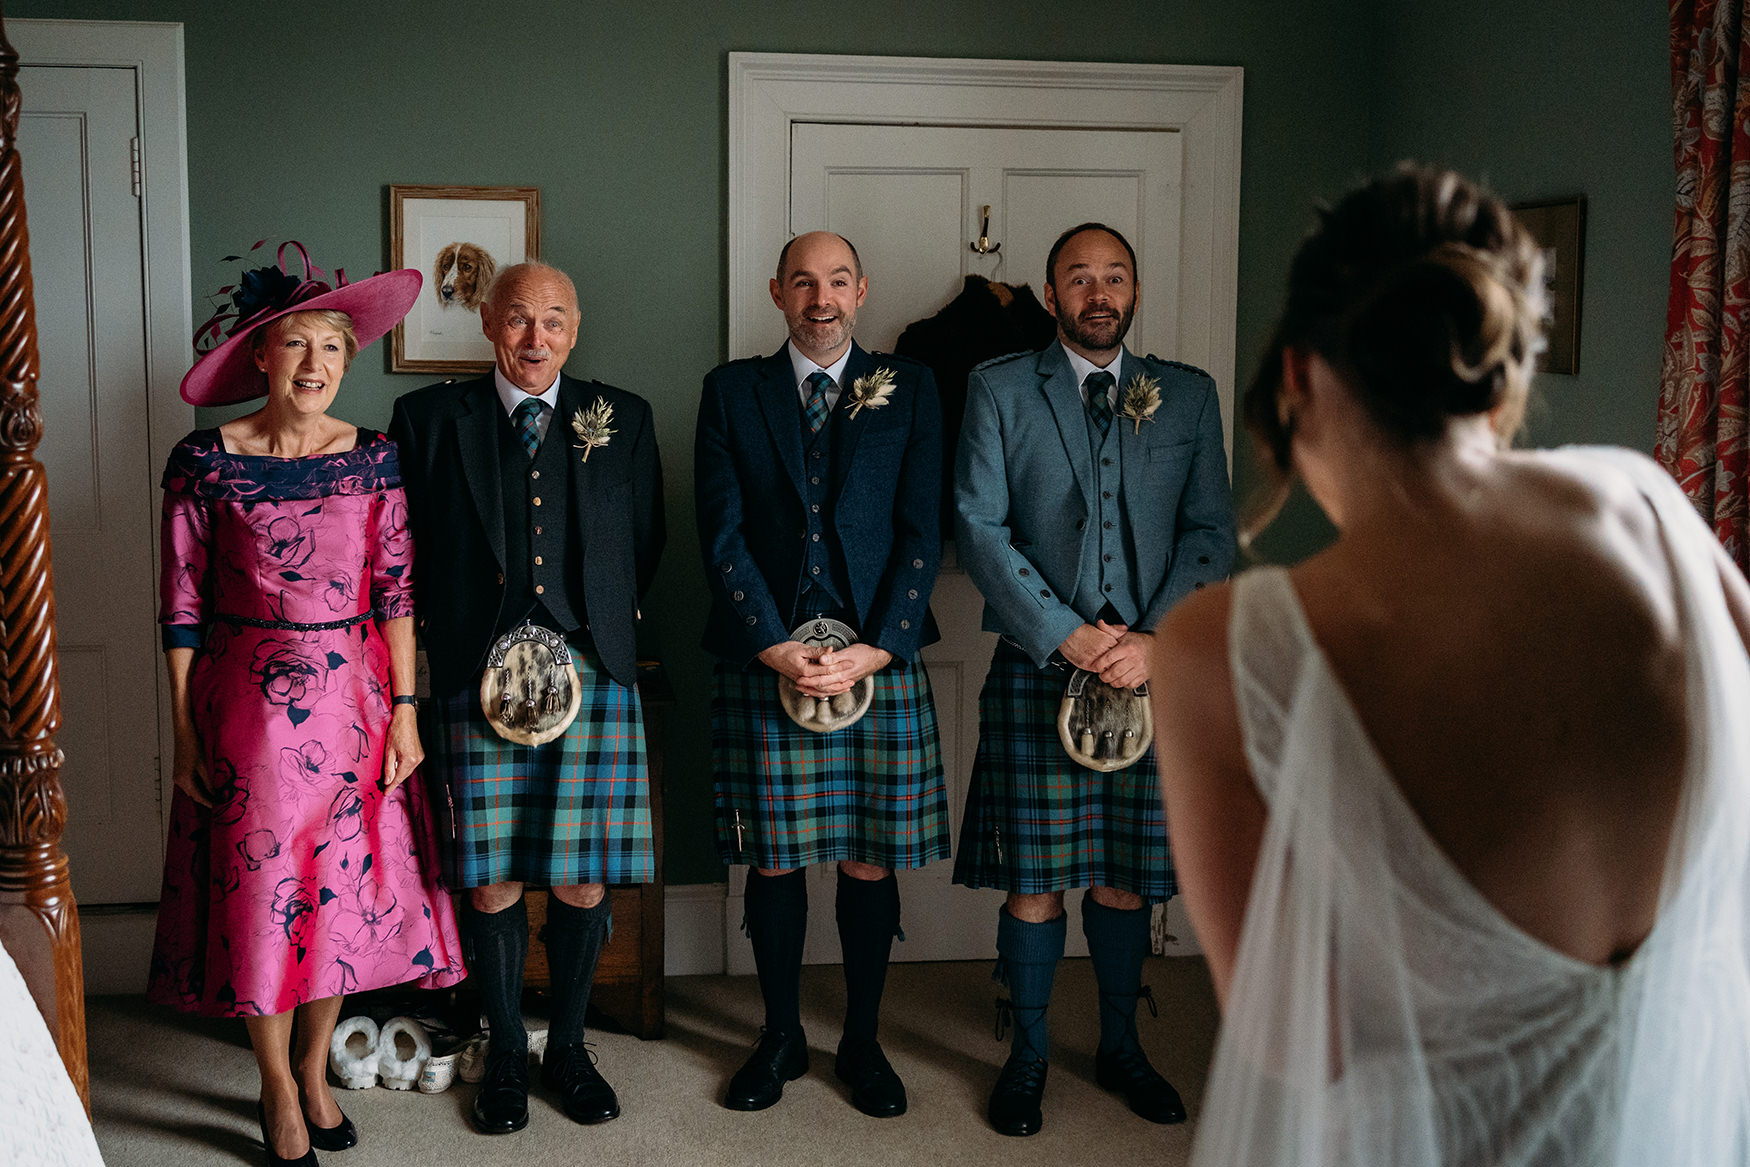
(900, 619, 911, 630)
(745, 615, 758, 626)
(1018, 568, 1030, 577)
(907, 589, 918, 599)
(732, 590, 745, 601)
(912, 558, 924, 569)
(1040, 589, 1051, 599)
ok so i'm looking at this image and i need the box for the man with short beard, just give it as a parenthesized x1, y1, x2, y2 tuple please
(695, 231, 950, 1118)
(390, 261, 664, 1137)
(952, 222, 1234, 1136)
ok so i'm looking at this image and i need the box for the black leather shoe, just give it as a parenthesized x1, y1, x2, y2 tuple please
(541, 1041, 621, 1124)
(834, 1039, 907, 1117)
(987, 1054, 1048, 1137)
(257, 1101, 319, 1167)
(303, 1109, 356, 1152)
(724, 1027, 809, 1111)
(1095, 1046, 1187, 1124)
(471, 1049, 531, 1135)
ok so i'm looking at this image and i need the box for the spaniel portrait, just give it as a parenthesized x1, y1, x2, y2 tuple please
(432, 241, 495, 312)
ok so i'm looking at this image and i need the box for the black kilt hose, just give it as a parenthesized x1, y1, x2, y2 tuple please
(953, 638, 1175, 903)
(711, 655, 951, 870)
(428, 644, 653, 890)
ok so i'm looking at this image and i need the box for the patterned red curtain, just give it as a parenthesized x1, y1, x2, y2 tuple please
(1662, 0, 1750, 569)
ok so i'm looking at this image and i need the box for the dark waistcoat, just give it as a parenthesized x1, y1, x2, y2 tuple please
(792, 403, 854, 623)
(496, 414, 586, 637)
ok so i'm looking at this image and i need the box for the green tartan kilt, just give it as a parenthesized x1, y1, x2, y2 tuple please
(427, 644, 653, 890)
(953, 639, 1175, 902)
(711, 656, 951, 870)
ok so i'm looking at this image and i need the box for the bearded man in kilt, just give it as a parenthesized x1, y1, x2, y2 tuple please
(696, 231, 949, 1119)
(390, 262, 664, 1136)
(953, 224, 1235, 1136)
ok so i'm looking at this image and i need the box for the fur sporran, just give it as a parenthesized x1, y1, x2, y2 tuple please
(480, 622, 583, 746)
(777, 617, 875, 733)
(1057, 669, 1152, 771)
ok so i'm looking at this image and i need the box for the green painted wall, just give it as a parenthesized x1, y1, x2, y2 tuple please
(16, 2, 1670, 885)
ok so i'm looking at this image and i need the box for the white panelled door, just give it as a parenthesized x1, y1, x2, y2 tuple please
(782, 123, 1188, 963)
(20, 63, 164, 904)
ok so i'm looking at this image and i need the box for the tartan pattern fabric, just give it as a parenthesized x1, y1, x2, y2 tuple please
(804, 370, 833, 437)
(428, 644, 652, 889)
(953, 639, 1175, 902)
(513, 397, 548, 457)
(710, 657, 951, 870)
(1085, 370, 1115, 436)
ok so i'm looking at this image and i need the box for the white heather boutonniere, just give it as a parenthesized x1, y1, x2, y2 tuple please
(1119, 373, 1162, 435)
(845, 366, 897, 419)
(570, 397, 615, 462)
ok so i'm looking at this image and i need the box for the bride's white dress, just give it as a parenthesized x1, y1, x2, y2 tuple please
(1196, 449, 1750, 1166)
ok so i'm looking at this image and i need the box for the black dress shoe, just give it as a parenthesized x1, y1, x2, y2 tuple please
(257, 1101, 319, 1167)
(724, 1027, 809, 1111)
(471, 1049, 531, 1135)
(834, 1039, 907, 1117)
(1095, 1046, 1187, 1124)
(303, 1109, 356, 1152)
(987, 1054, 1048, 1137)
(541, 1041, 621, 1124)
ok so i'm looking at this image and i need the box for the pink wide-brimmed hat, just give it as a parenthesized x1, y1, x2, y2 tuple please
(180, 241, 422, 406)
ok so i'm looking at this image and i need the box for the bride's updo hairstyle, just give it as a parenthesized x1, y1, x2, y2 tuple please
(1242, 165, 1546, 538)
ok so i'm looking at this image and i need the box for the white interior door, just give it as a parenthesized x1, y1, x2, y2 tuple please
(21, 63, 164, 904)
(781, 124, 1187, 964)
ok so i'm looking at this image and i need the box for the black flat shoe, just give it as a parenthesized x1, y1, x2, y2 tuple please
(470, 1049, 531, 1135)
(303, 1109, 356, 1152)
(724, 1027, 809, 1111)
(834, 1039, 907, 1117)
(987, 1054, 1048, 1137)
(257, 1101, 319, 1167)
(541, 1042, 621, 1125)
(1095, 1046, 1187, 1124)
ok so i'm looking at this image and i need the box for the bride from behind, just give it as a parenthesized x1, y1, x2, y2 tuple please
(1151, 165, 1750, 1165)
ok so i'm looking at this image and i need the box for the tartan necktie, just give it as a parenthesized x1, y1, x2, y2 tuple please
(804, 370, 834, 437)
(513, 397, 549, 458)
(1085, 370, 1116, 437)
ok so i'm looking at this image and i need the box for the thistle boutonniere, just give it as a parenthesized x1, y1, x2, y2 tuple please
(1119, 373, 1162, 434)
(570, 397, 615, 462)
(845, 367, 897, 419)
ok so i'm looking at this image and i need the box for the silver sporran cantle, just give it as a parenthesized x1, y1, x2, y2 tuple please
(1057, 669, 1152, 771)
(777, 617, 874, 733)
(480, 621, 582, 746)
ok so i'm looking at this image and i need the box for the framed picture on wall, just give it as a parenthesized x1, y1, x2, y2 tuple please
(389, 184, 541, 373)
(1512, 196, 1585, 375)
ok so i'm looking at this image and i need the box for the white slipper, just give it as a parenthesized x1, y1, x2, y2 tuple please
(376, 1017, 431, 1091)
(329, 1016, 381, 1090)
(527, 1027, 549, 1067)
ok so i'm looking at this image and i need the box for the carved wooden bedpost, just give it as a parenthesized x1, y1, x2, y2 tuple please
(0, 6, 89, 1107)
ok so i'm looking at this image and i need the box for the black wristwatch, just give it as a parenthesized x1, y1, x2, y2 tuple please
(391, 694, 419, 708)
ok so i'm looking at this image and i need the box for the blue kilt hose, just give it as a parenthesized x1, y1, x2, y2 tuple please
(711, 656, 951, 871)
(428, 643, 653, 889)
(953, 638, 1175, 903)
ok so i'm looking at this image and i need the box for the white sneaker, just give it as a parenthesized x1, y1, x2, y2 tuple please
(376, 1017, 431, 1091)
(419, 1047, 459, 1094)
(456, 1034, 489, 1084)
(329, 1016, 381, 1090)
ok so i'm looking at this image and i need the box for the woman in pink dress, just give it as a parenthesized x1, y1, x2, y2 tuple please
(147, 247, 466, 1167)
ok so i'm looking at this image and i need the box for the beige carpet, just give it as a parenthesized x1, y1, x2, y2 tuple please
(88, 956, 1219, 1166)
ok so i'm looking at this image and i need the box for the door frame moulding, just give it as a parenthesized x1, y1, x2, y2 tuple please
(727, 51, 1244, 446)
(13, 18, 195, 840)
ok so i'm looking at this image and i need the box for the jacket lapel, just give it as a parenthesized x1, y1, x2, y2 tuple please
(753, 347, 808, 501)
(455, 377, 507, 569)
(828, 342, 873, 502)
(558, 376, 594, 557)
(1037, 342, 1094, 507)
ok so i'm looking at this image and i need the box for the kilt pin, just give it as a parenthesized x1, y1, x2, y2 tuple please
(695, 334, 946, 1118)
(391, 364, 664, 1134)
(953, 336, 1235, 1135)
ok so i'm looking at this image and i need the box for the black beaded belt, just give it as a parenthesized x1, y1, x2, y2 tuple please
(216, 611, 373, 632)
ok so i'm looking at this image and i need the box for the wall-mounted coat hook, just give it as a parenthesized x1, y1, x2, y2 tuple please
(969, 205, 1001, 255)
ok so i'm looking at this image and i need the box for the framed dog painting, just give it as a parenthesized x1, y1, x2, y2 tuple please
(389, 184, 541, 373)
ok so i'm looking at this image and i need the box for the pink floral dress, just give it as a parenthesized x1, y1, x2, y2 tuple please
(147, 428, 466, 1016)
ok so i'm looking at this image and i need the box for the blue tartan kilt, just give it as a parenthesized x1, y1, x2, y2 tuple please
(711, 656, 951, 871)
(952, 639, 1175, 902)
(427, 644, 652, 890)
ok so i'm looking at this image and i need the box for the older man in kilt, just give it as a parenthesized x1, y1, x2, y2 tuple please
(953, 223, 1234, 1136)
(696, 231, 949, 1118)
(390, 262, 664, 1135)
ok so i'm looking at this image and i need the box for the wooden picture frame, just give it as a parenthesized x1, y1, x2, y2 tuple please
(389, 184, 540, 374)
(1512, 196, 1585, 375)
